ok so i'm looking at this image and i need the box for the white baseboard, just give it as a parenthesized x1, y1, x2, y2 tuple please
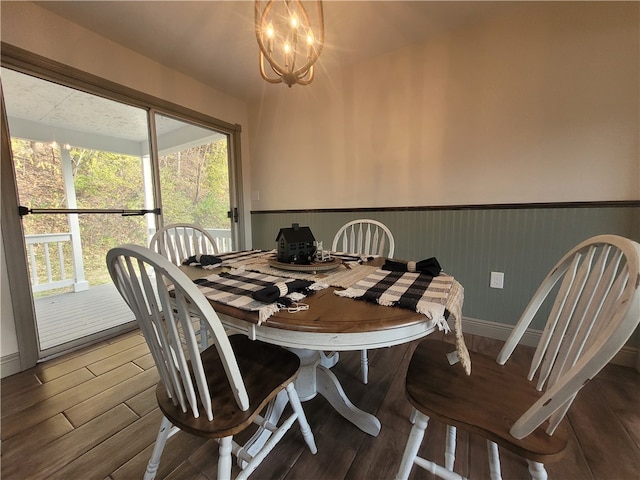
(462, 316, 638, 369)
(1, 352, 22, 378)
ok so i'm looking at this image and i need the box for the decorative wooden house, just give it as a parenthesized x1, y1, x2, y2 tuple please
(276, 223, 316, 264)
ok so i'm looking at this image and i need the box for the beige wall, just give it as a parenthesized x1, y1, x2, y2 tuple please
(248, 2, 639, 210)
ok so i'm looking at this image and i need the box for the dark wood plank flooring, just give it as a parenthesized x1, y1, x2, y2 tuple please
(2, 330, 639, 479)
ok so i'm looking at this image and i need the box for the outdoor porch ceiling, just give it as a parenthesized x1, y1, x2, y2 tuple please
(2, 68, 224, 157)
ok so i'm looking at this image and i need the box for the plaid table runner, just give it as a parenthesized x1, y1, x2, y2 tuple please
(335, 269, 471, 374)
(217, 249, 273, 266)
(186, 250, 272, 269)
(335, 269, 454, 331)
(194, 269, 324, 325)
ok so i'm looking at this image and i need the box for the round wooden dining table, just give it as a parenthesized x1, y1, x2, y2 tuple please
(183, 268, 455, 431)
(181, 257, 464, 466)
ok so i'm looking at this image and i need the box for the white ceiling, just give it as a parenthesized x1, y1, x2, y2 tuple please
(4, 1, 523, 150)
(32, 1, 516, 102)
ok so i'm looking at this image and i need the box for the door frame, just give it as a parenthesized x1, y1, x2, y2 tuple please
(1, 43, 245, 369)
(1, 81, 39, 371)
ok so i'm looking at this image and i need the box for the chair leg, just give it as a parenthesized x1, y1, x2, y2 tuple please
(361, 349, 369, 384)
(487, 441, 502, 480)
(396, 412, 429, 480)
(285, 383, 318, 453)
(199, 320, 209, 350)
(527, 461, 548, 480)
(144, 417, 173, 480)
(217, 436, 233, 480)
(409, 406, 418, 424)
(445, 425, 457, 470)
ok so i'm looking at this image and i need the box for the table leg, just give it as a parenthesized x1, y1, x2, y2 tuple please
(316, 364, 381, 436)
(290, 348, 381, 437)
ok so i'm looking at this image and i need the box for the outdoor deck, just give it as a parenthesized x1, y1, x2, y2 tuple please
(34, 283, 136, 352)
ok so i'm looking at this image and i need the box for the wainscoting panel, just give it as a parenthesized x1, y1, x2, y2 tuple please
(251, 205, 639, 342)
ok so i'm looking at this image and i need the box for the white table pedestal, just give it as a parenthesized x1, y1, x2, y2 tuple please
(291, 348, 381, 436)
(241, 348, 381, 464)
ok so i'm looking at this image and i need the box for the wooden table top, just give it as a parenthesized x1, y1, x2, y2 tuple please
(210, 284, 428, 334)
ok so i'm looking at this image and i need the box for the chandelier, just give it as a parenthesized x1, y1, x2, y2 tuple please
(255, 0, 325, 87)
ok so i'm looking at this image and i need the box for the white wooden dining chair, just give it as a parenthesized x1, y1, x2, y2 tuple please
(331, 219, 396, 384)
(331, 219, 395, 259)
(107, 244, 317, 480)
(150, 223, 219, 266)
(150, 223, 220, 348)
(395, 234, 640, 480)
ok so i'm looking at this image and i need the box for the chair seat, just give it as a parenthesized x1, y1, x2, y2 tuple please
(406, 339, 569, 462)
(156, 334, 299, 438)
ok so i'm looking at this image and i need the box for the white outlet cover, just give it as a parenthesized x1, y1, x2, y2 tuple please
(490, 271, 504, 289)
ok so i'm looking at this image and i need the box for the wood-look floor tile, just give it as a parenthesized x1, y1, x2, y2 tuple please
(545, 423, 595, 480)
(281, 429, 357, 480)
(87, 343, 151, 376)
(112, 430, 207, 480)
(343, 421, 408, 480)
(35, 335, 145, 382)
(1, 404, 138, 480)
(163, 461, 211, 480)
(64, 369, 158, 427)
(126, 385, 159, 417)
(597, 362, 640, 385)
(375, 342, 417, 434)
(1, 363, 142, 440)
(568, 379, 640, 479)
(0, 371, 41, 397)
(0, 413, 73, 462)
(596, 376, 640, 449)
(250, 425, 308, 480)
(2, 367, 95, 418)
(65, 366, 158, 427)
(185, 438, 243, 479)
(133, 352, 156, 370)
(47, 409, 163, 480)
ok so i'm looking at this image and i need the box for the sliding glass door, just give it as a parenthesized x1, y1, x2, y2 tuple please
(3, 68, 153, 357)
(2, 67, 239, 359)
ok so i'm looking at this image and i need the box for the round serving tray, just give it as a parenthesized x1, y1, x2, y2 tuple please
(268, 257, 342, 273)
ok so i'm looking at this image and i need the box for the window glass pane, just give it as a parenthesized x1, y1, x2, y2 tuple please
(155, 113, 232, 251)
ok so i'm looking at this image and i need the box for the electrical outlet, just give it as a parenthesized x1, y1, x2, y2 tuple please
(490, 271, 504, 289)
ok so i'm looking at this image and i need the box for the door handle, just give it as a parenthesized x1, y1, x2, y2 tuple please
(227, 207, 239, 223)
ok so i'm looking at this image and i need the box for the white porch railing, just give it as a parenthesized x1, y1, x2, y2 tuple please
(25, 233, 86, 293)
(26, 228, 233, 293)
(205, 228, 233, 253)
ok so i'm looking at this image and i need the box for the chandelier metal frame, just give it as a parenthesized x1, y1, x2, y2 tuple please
(255, 0, 325, 87)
